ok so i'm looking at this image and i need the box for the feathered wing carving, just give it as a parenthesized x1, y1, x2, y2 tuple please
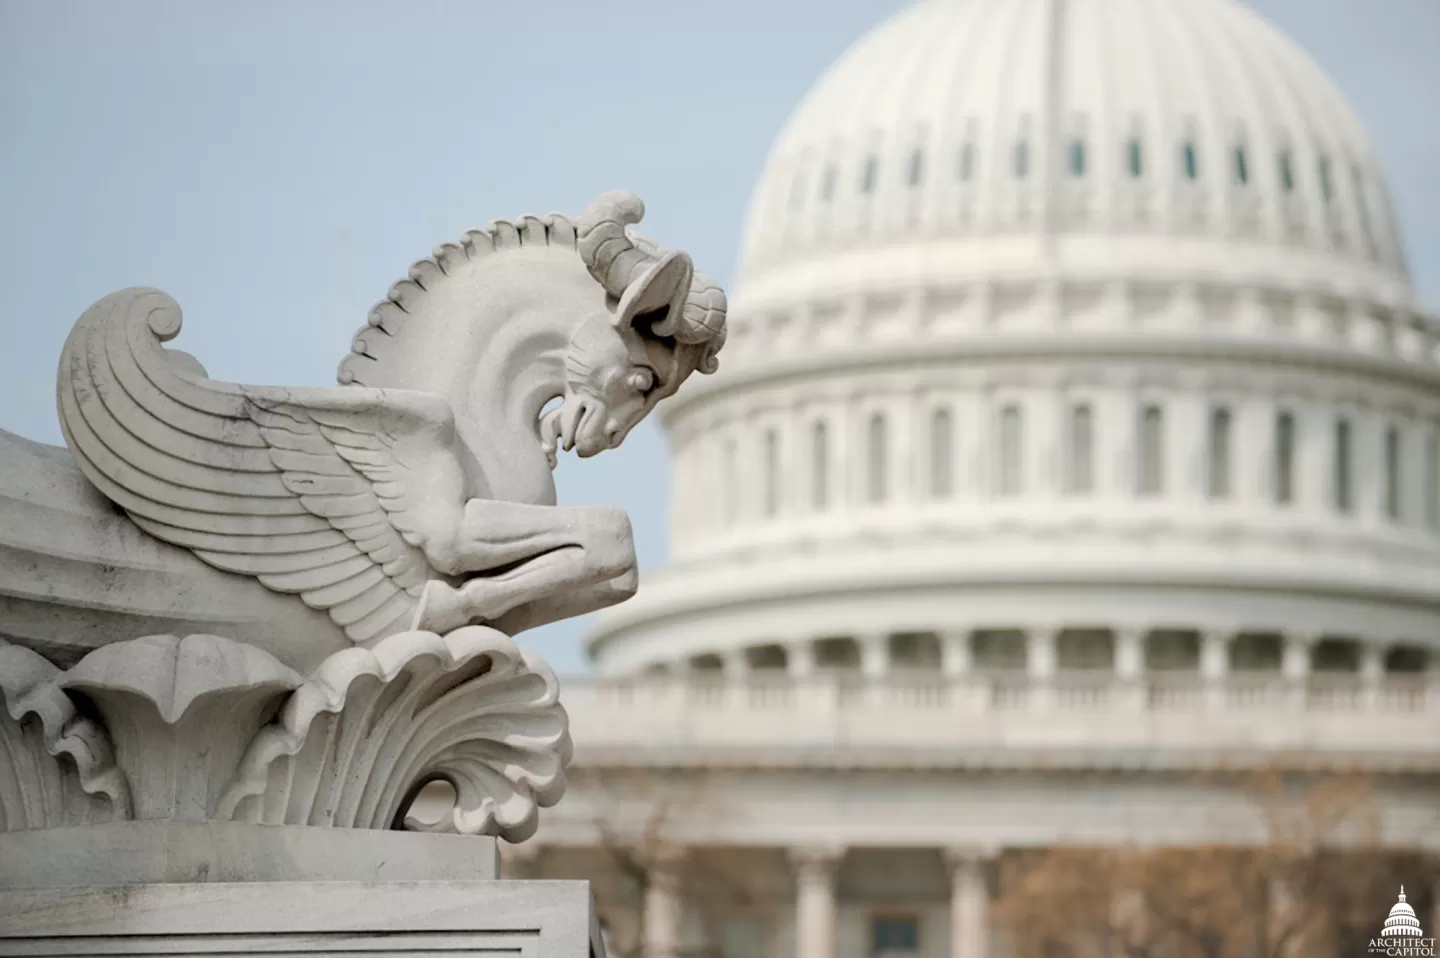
(57, 288, 462, 643)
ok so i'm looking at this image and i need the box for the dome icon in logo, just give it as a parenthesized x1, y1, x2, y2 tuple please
(1369, 887, 1435, 955)
(1384, 887, 1425, 938)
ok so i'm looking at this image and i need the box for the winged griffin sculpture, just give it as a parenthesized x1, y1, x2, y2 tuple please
(0, 190, 724, 842)
(55, 190, 725, 651)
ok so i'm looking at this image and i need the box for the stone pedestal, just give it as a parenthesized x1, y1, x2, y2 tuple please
(0, 823, 605, 958)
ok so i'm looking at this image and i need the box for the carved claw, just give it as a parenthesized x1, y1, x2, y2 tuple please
(412, 580, 474, 636)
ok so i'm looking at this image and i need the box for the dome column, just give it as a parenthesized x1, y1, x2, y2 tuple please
(1359, 643, 1385, 685)
(1199, 629, 1230, 681)
(1114, 626, 1147, 712)
(1298, 396, 1333, 521)
(1236, 396, 1272, 508)
(789, 640, 816, 680)
(1359, 642, 1385, 711)
(1200, 628, 1231, 711)
(791, 846, 843, 958)
(941, 629, 973, 679)
(1028, 626, 1059, 711)
(860, 633, 888, 679)
(1282, 632, 1314, 712)
(945, 846, 994, 958)
(1115, 626, 1145, 681)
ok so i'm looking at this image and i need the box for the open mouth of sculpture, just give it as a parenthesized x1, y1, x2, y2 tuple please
(556, 399, 606, 456)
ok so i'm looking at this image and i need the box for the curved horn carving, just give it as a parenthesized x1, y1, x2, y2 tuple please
(576, 190, 653, 299)
(576, 191, 728, 373)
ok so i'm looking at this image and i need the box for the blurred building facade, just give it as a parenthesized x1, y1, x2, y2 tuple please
(515, 0, 1440, 954)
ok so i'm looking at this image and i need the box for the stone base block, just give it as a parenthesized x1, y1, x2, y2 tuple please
(0, 879, 602, 957)
(0, 821, 500, 886)
(0, 824, 602, 957)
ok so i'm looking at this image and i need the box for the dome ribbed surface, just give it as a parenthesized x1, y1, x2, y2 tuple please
(739, 0, 1407, 291)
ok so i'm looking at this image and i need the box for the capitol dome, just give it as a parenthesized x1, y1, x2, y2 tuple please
(588, 0, 1440, 681)
(1382, 887, 1424, 937)
(737, 0, 1413, 292)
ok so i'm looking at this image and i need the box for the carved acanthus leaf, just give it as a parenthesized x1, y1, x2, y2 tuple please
(218, 627, 571, 842)
(59, 633, 303, 822)
(0, 639, 130, 830)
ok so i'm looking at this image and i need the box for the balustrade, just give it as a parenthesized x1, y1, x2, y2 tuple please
(562, 671, 1439, 760)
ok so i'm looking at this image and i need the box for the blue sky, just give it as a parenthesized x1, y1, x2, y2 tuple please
(2, 0, 1436, 673)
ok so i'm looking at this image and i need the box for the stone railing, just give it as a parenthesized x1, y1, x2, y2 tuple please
(560, 673, 1440, 768)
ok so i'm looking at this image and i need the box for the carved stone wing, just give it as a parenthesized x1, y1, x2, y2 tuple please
(57, 288, 463, 643)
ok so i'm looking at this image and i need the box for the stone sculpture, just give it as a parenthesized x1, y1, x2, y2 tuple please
(0, 190, 725, 858)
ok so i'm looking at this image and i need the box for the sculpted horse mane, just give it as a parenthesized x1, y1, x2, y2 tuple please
(52, 190, 727, 667)
(337, 197, 725, 390)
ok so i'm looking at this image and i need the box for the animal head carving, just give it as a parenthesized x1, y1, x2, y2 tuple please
(543, 192, 727, 460)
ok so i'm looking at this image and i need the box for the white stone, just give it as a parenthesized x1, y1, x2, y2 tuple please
(0, 879, 603, 958)
(0, 190, 727, 954)
(0, 822, 500, 886)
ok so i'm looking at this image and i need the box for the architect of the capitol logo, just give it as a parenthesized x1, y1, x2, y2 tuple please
(1370, 888, 1437, 956)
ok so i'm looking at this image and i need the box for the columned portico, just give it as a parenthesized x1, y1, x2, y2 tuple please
(945, 847, 993, 958)
(791, 847, 842, 958)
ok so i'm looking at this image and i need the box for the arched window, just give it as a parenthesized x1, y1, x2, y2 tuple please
(811, 421, 829, 511)
(1274, 411, 1296, 505)
(907, 148, 924, 187)
(1234, 146, 1249, 184)
(1127, 138, 1144, 178)
(1068, 403, 1094, 495)
(820, 164, 837, 203)
(1069, 139, 1086, 177)
(1278, 150, 1295, 193)
(958, 143, 975, 181)
(1181, 142, 1199, 180)
(763, 428, 780, 517)
(1385, 424, 1403, 520)
(860, 156, 879, 194)
(998, 404, 1023, 496)
(1138, 404, 1165, 496)
(723, 437, 739, 526)
(930, 407, 953, 498)
(867, 412, 888, 503)
(1334, 417, 1353, 513)
(1208, 407, 1232, 499)
(1013, 140, 1030, 179)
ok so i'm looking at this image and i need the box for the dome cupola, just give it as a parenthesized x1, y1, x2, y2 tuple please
(1382, 887, 1424, 937)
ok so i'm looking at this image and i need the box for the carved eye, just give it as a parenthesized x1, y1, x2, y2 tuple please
(628, 368, 655, 394)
